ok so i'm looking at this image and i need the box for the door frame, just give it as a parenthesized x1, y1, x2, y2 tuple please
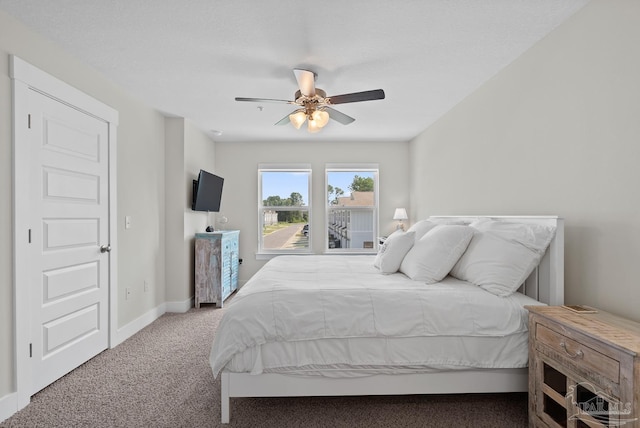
(10, 55, 119, 410)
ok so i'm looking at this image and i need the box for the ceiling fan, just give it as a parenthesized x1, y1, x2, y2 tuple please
(235, 69, 385, 133)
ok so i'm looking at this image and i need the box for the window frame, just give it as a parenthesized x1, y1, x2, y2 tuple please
(257, 164, 312, 258)
(325, 164, 379, 254)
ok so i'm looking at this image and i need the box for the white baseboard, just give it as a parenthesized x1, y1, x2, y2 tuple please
(111, 304, 167, 348)
(0, 392, 17, 423)
(111, 296, 194, 347)
(165, 296, 194, 313)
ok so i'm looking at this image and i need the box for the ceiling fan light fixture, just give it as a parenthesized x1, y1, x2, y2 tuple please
(307, 117, 322, 133)
(312, 109, 330, 128)
(238, 68, 384, 133)
(289, 110, 306, 129)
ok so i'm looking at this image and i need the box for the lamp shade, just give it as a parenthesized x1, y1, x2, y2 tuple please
(307, 117, 322, 133)
(311, 109, 330, 128)
(289, 110, 307, 129)
(393, 208, 408, 221)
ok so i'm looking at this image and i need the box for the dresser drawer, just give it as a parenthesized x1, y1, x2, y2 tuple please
(536, 324, 620, 383)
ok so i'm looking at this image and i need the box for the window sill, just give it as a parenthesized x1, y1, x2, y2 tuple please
(256, 251, 377, 260)
(323, 251, 377, 256)
(255, 251, 313, 260)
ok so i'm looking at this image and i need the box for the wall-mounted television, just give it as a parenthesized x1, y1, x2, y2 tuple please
(192, 169, 224, 212)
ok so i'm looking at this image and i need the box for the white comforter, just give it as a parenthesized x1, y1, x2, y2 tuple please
(210, 255, 542, 377)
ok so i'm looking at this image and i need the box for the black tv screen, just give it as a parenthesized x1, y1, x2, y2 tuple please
(192, 169, 224, 212)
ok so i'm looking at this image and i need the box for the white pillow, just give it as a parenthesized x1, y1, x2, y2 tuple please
(406, 220, 438, 241)
(399, 225, 474, 283)
(374, 230, 415, 274)
(450, 220, 556, 297)
(470, 218, 555, 255)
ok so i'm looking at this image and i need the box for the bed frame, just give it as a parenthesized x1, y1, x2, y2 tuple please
(219, 215, 564, 423)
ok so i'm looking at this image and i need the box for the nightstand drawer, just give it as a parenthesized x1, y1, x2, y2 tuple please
(536, 324, 619, 383)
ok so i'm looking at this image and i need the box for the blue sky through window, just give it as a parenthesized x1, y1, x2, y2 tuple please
(262, 171, 309, 205)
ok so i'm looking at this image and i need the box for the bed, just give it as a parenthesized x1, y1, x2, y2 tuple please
(210, 215, 564, 423)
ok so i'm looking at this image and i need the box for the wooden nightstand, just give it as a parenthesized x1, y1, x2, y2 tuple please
(527, 306, 640, 428)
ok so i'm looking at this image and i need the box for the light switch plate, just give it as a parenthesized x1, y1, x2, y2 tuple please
(125, 216, 132, 229)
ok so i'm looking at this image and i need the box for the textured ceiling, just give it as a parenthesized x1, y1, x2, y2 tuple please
(0, 0, 589, 143)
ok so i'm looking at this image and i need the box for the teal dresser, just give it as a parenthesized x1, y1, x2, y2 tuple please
(194, 230, 239, 308)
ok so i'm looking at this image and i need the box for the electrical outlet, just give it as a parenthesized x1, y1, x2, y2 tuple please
(144, 280, 149, 292)
(125, 287, 131, 300)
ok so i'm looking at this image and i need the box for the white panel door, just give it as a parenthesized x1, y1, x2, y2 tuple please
(27, 89, 110, 394)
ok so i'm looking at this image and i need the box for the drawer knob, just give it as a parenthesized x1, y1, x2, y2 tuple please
(560, 341, 584, 359)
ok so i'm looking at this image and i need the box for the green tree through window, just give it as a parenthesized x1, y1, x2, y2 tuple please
(348, 175, 374, 192)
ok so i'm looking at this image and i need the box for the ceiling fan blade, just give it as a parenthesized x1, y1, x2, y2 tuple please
(327, 89, 385, 105)
(275, 108, 305, 126)
(325, 107, 355, 125)
(274, 114, 292, 125)
(235, 97, 294, 104)
(293, 69, 316, 97)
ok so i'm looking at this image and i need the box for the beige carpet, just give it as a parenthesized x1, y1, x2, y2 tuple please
(1, 305, 528, 427)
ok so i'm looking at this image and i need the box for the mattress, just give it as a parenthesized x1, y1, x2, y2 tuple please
(210, 255, 545, 378)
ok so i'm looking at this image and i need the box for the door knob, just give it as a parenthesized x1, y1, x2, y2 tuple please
(100, 245, 112, 253)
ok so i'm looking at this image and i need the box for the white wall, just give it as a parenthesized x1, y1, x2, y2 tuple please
(0, 9, 167, 402)
(164, 118, 186, 304)
(164, 118, 216, 305)
(409, 0, 640, 322)
(214, 140, 410, 282)
(116, 99, 166, 326)
(183, 122, 217, 296)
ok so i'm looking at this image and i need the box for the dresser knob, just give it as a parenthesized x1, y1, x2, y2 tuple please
(560, 341, 584, 359)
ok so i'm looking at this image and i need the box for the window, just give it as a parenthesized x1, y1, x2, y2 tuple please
(326, 165, 378, 252)
(258, 165, 311, 255)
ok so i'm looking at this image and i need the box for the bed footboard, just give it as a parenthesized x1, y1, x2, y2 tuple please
(220, 369, 528, 424)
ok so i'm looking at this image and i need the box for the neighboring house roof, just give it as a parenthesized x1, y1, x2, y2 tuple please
(336, 192, 374, 207)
